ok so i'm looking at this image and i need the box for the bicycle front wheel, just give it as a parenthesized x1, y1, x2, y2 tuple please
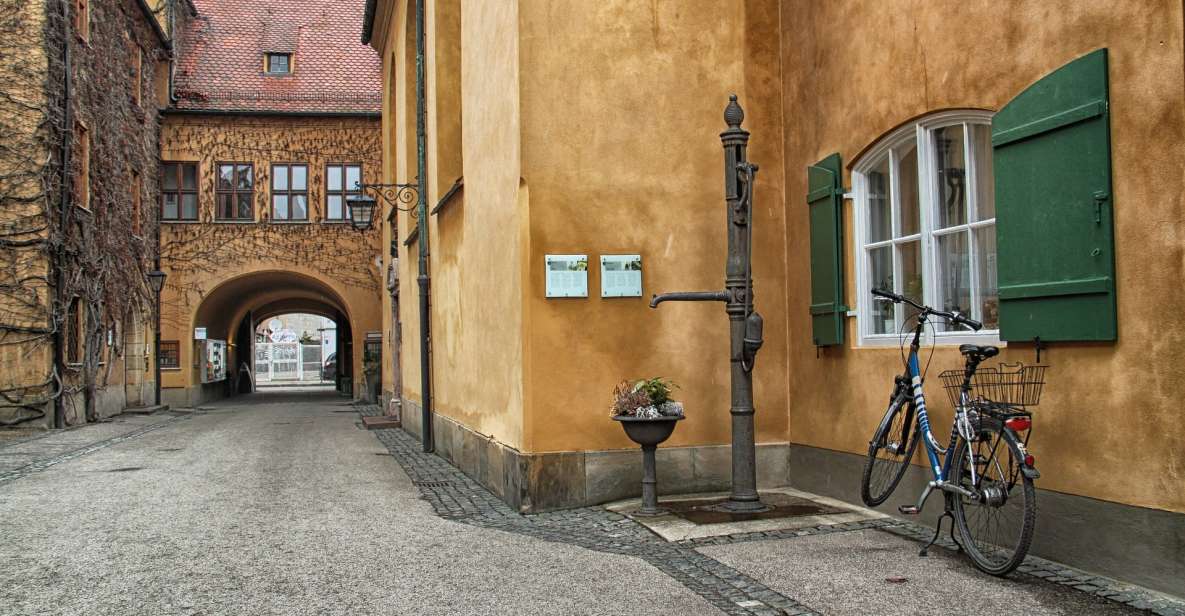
(951, 422, 1036, 576)
(860, 388, 918, 506)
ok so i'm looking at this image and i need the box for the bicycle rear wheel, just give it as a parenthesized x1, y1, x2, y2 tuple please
(860, 388, 918, 506)
(951, 423, 1036, 575)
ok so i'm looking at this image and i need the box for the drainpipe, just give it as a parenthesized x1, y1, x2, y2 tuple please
(51, 0, 74, 429)
(414, 0, 433, 453)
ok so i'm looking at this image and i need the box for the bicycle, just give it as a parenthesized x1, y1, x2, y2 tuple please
(859, 288, 1044, 576)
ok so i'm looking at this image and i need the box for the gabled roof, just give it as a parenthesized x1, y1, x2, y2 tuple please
(172, 0, 381, 114)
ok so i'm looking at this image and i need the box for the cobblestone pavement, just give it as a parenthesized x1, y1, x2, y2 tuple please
(361, 402, 1185, 616)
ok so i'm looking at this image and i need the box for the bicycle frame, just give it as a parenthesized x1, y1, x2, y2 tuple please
(899, 313, 975, 487)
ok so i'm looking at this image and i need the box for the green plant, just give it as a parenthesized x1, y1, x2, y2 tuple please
(635, 377, 677, 406)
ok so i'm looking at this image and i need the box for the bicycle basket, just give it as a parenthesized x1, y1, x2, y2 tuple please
(939, 362, 1047, 408)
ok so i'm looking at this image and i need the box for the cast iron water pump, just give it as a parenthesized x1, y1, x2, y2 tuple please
(650, 95, 767, 512)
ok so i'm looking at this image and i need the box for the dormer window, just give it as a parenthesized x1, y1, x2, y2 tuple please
(265, 53, 291, 75)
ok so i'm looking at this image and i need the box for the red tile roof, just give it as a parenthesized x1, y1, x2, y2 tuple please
(173, 0, 381, 114)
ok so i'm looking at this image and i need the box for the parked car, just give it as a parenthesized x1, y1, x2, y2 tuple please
(322, 352, 337, 382)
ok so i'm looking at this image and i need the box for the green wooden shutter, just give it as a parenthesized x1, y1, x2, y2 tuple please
(993, 48, 1116, 342)
(807, 153, 846, 346)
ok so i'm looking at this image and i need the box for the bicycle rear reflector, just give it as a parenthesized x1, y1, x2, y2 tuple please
(1005, 417, 1032, 432)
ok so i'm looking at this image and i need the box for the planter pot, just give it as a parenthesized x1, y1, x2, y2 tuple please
(613, 415, 684, 516)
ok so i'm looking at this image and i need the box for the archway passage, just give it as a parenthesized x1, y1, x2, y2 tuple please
(183, 270, 359, 404)
(252, 312, 339, 388)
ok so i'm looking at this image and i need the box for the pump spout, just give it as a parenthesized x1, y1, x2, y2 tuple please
(649, 290, 730, 309)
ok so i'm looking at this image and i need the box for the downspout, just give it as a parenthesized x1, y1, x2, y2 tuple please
(414, 0, 433, 453)
(52, 0, 74, 428)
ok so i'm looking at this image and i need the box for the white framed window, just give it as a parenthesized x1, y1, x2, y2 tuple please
(852, 110, 1000, 346)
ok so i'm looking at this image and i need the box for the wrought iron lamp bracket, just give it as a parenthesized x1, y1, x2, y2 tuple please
(359, 182, 421, 218)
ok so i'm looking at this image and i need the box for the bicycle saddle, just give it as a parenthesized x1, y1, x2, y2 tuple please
(959, 344, 999, 359)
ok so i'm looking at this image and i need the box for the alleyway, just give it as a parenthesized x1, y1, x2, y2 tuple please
(0, 393, 1178, 615)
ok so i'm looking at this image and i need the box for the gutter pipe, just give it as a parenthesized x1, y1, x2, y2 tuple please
(414, 0, 433, 453)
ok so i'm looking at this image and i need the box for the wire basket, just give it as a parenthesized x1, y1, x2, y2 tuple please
(939, 363, 1047, 408)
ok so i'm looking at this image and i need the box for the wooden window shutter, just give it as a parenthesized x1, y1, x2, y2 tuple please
(992, 48, 1116, 342)
(807, 153, 847, 346)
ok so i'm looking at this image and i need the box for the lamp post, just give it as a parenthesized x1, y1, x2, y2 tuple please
(146, 269, 166, 407)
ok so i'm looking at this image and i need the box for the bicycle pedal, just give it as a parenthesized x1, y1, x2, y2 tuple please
(898, 505, 921, 515)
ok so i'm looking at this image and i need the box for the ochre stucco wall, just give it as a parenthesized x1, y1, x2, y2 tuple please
(379, 0, 527, 449)
(159, 115, 383, 400)
(517, 0, 787, 453)
(779, 0, 1185, 513)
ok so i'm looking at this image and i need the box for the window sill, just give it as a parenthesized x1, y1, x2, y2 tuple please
(161, 219, 202, 224)
(321, 219, 351, 224)
(211, 219, 256, 224)
(160, 367, 182, 371)
(266, 220, 312, 225)
(856, 331, 1005, 349)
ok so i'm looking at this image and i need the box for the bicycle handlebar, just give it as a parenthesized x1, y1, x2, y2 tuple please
(871, 289, 983, 331)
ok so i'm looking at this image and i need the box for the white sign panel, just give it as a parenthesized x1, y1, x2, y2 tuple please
(545, 254, 589, 298)
(600, 254, 643, 298)
(194, 327, 207, 340)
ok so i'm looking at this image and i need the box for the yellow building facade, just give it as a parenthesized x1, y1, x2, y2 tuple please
(158, 115, 383, 406)
(366, 0, 1184, 594)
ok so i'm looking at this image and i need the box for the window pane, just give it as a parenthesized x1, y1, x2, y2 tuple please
(936, 231, 971, 328)
(181, 194, 198, 219)
(292, 165, 307, 191)
(273, 195, 289, 219)
(237, 193, 252, 219)
(182, 163, 197, 190)
(327, 195, 343, 219)
(217, 193, 232, 218)
(218, 165, 234, 190)
(273, 165, 288, 190)
(292, 194, 307, 219)
(972, 124, 995, 221)
(976, 225, 998, 329)
(868, 246, 894, 334)
(346, 165, 361, 190)
(163, 194, 178, 219)
(237, 165, 253, 189)
(934, 125, 967, 229)
(898, 143, 920, 237)
(867, 156, 891, 243)
(327, 166, 342, 191)
(899, 240, 923, 324)
(163, 164, 178, 190)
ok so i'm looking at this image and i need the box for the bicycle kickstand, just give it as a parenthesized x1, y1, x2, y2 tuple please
(920, 510, 956, 557)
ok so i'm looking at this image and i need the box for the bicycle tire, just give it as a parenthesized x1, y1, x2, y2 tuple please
(951, 423, 1036, 576)
(860, 389, 919, 506)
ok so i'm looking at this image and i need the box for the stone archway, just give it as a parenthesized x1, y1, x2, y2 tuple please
(163, 269, 375, 407)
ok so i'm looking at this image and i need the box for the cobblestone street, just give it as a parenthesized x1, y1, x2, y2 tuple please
(1, 391, 1181, 615)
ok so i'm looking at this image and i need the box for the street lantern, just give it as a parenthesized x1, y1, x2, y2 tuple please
(146, 269, 167, 293)
(346, 194, 377, 231)
(146, 268, 167, 408)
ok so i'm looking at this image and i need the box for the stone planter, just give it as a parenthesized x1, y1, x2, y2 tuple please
(612, 415, 683, 516)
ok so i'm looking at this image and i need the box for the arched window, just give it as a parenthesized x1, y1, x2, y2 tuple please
(852, 110, 998, 344)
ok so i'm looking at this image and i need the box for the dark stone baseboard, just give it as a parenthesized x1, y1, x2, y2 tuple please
(788, 443, 1185, 598)
(400, 398, 791, 513)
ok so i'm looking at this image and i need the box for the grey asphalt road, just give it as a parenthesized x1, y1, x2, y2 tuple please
(0, 391, 715, 616)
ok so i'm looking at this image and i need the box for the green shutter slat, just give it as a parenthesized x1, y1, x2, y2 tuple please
(807, 153, 846, 346)
(998, 276, 1112, 300)
(993, 48, 1117, 342)
(991, 100, 1106, 147)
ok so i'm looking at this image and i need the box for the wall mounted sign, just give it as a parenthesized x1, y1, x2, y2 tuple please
(545, 254, 589, 298)
(600, 254, 643, 297)
(194, 327, 207, 340)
